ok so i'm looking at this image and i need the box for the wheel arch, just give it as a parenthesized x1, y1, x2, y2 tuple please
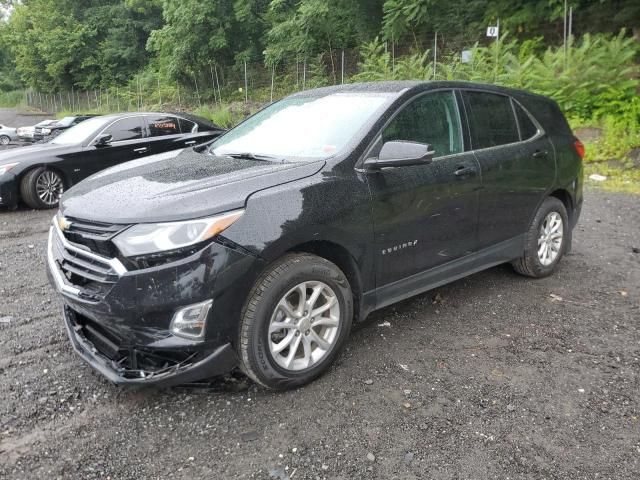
(287, 240, 365, 323)
(549, 188, 574, 223)
(17, 164, 71, 189)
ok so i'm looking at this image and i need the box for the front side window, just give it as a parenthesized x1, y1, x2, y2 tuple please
(464, 91, 520, 149)
(104, 117, 144, 142)
(382, 91, 463, 158)
(148, 115, 181, 137)
(211, 93, 391, 161)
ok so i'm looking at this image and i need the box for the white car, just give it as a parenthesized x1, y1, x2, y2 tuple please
(0, 124, 18, 145)
(17, 119, 55, 143)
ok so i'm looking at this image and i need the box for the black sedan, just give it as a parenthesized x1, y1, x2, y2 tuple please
(0, 112, 224, 209)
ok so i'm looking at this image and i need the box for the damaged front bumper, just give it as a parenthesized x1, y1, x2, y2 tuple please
(46, 219, 264, 387)
(63, 306, 237, 387)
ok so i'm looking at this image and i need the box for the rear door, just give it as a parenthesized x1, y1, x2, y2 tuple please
(462, 90, 555, 249)
(145, 115, 188, 155)
(366, 90, 481, 287)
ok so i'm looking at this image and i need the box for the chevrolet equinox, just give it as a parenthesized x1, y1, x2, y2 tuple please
(47, 81, 584, 389)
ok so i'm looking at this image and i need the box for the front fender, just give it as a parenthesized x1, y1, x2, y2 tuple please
(222, 173, 376, 292)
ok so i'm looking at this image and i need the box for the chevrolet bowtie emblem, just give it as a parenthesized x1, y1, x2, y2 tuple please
(58, 216, 72, 231)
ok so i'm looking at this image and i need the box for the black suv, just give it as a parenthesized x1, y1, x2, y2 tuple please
(33, 115, 97, 142)
(47, 81, 584, 389)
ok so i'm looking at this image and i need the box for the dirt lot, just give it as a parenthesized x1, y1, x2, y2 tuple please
(0, 189, 639, 479)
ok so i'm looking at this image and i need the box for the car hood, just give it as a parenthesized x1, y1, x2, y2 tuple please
(60, 148, 325, 224)
(0, 143, 78, 166)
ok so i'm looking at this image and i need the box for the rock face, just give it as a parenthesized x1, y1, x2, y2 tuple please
(573, 127, 603, 143)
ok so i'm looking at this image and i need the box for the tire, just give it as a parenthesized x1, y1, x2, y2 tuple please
(512, 197, 569, 278)
(0, 135, 10, 146)
(238, 253, 353, 390)
(20, 167, 65, 209)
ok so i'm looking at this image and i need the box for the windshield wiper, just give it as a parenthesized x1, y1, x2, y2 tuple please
(224, 152, 279, 162)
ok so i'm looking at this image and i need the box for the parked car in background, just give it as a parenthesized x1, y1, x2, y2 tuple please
(46, 81, 584, 389)
(0, 112, 224, 209)
(33, 115, 97, 142)
(0, 124, 18, 145)
(17, 119, 56, 143)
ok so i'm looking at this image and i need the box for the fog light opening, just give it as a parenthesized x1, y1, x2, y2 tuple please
(170, 299, 213, 340)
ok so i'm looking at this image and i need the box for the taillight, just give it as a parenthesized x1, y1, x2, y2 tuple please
(574, 138, 585, 159)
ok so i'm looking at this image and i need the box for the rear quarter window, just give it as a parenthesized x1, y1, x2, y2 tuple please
(513, 102, 539, 140)
(464, 91, 520, 149)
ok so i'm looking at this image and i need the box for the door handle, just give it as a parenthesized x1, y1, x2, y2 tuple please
(454, 166, 476, 177)
(184, 140, 197, 145)
(134, 147, 148, 153)
(532, 150, 548, 159)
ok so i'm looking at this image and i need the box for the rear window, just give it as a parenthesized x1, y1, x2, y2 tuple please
(464, 91, 519, 149)
(514, 102, 538, 140)
(148, 115, 180, 137)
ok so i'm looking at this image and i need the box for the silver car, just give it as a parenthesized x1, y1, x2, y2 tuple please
(0, 124, 18, 145)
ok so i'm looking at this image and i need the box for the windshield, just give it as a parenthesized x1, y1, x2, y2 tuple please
(51, 116, 109, 145)
(210, 93, 391, 161)
(57, 116, 76, 127)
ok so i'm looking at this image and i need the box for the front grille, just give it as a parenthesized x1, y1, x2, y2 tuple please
(62, 217, 127, 258)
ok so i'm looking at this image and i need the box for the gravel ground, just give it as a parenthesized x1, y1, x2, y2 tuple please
(1, 191, 639, 478)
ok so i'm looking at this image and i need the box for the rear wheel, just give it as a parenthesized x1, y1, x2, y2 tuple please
(238, 253, 353, 390)
(0, 135, 10, 145)
(512, 197, 569, 278)
(20, 167, 65, 209)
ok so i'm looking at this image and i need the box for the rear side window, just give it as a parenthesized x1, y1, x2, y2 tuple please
(178, 117, 197, 133)
(104, 117, 144, 142)
(383, 91, 463, 157)
(464, 91, 519, 149)
(148, 115, 180, 137)
(513, 102, 539, 140)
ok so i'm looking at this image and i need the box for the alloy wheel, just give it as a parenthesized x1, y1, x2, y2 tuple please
(268, 281, 341, 371)
(538, 211, 563, 266)
(35, 170, 64, 206)
(0, 135, 9, 145)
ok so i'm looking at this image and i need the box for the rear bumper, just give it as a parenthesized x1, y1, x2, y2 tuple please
(63, 306, 237, 387)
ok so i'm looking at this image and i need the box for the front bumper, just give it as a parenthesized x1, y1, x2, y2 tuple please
(47, 220, 264, 387)
(0, 175, 18, 207)
(63, 306, 237, 387)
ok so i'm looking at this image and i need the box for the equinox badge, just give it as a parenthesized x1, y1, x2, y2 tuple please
(381, 240, 418, 255)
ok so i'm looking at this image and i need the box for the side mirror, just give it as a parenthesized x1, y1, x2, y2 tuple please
(94, 133, 113, 147)
(364, 140, 434, 170)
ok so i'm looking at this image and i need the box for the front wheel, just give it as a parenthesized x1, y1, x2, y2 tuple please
(20, 167, 65, 209)
(512, 196, 569, 278)
(0, 135, 10, 146)
(238, 253, 353, 390)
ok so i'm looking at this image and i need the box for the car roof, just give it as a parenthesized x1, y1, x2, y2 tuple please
(289, 80, 550, 103)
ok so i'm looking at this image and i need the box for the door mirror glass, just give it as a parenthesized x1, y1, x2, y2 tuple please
(365, 141, 434, 170)
(95, 133, 113, 147)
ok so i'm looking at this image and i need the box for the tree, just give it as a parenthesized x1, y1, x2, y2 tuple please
(147, 0, 269, 80)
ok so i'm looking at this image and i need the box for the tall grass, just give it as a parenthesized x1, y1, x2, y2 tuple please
(0, 90, 25, 108)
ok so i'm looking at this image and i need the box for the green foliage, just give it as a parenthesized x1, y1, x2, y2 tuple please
(0, 89, 24, 107)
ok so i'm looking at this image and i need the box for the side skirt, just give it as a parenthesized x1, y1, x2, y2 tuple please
(363, 235, 525, 313)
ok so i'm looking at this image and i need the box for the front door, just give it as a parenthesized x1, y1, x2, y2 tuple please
(365, 90, 482, 288)
(78, 116, 150, 181)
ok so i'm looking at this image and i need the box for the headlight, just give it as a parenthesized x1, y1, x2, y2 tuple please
(113, 210, 244, 257)
(0, 163, 19, 175)
(41, 128, 51, 134)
